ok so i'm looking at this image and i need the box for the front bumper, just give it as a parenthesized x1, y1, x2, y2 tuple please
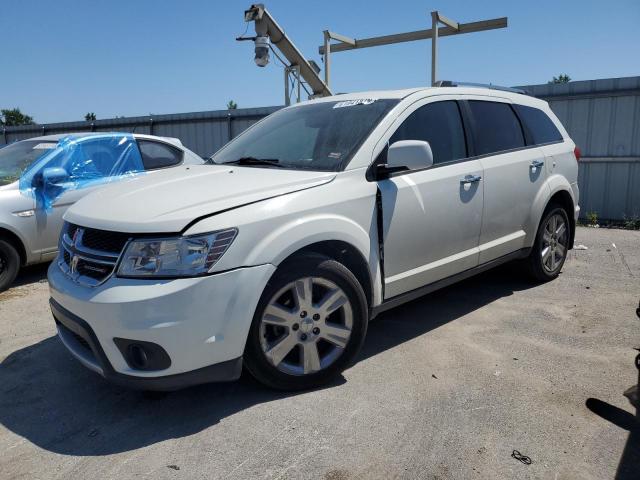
(48, 261, 276, 390)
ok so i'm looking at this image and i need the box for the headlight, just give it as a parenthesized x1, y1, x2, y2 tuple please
(117, 228, 237, 278)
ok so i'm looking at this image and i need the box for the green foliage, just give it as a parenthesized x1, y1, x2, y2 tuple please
(623, 215, 640, 230)
(227, 100, 238, 110)
(549, 74, 571, 84)
(1, 108, 35, 126)
(586, 211, 598, 226)
(85, 112, 96, 121)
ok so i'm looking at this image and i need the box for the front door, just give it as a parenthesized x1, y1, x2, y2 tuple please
(377, 100, 484, 299)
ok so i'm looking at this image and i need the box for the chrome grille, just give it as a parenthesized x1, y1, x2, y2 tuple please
(58, 223, 130, 287)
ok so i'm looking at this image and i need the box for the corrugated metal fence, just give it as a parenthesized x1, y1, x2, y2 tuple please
(1, 106, 281, 161)
(3, 76, 639, 220)
(521, 77, 640, 221)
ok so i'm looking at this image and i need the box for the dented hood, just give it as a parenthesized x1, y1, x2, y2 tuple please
(65, 164, 335, 233)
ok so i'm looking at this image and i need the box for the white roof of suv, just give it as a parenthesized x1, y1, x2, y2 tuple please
(303, 86, 549, 109)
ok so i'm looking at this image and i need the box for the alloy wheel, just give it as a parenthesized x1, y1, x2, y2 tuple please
(259, 276, 353, 376)
(541, 213, 568, 273)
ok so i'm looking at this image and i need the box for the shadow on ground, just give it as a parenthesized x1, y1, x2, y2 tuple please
(585, 367, 640, 479)
(12, 262, 50, 288)
(1, 263, 535, 456)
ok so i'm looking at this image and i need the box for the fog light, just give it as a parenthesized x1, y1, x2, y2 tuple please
(128, 344, 149, 369)
(113, 338, 171, 371)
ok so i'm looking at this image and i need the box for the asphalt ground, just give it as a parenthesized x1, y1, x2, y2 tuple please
(1, 226, 638, 479)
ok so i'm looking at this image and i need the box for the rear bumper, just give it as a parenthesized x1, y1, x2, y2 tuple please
(51, 298, 242, 391)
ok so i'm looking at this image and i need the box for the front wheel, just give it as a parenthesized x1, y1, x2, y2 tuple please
(244, 254, 368, 390)
(526, 205, 570, 282)
(0, 240, 20, 292)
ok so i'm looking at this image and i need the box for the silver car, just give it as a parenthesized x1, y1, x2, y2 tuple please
(0, 133, 203, 290)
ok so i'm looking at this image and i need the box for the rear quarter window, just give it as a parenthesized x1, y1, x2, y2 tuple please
(137, 140, 183, 170)
(514, 104, 564, 145)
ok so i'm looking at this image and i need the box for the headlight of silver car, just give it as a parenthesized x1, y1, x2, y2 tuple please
(117, 228, 237, 278)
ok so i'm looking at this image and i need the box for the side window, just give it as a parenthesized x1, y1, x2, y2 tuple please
(468, 101, 525, 155)
(390, 101, 467, 165)
(514, 104, 563, 145)
(137, 140, 183, 170)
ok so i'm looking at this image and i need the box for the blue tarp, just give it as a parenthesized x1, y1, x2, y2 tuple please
(19, 133, 145, 212)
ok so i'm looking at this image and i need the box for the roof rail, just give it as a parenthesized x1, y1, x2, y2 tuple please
(434, 80, 528, 95)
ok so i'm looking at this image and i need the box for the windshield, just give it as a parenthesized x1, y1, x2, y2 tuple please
(211, 99, 398, 171)
(0, 140, 58, 186)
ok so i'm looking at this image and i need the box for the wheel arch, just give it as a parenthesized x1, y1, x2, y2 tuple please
(232, 213, 383, 308)
(279, 240, 374, 311)
(529, 175, 576, 250)
(0, 226, 27, 265)
(546, 189, 576, 250)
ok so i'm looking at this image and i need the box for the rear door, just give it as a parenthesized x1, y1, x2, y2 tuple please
(463, 99, 548, 263)
(377, 99, 484, 298)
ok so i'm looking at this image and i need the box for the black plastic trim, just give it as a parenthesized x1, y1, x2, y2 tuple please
(374, 187, 386, 300)
(50, 298, 242, 391)
(371, 248, 531, 318)
(113, 337, 172, 371)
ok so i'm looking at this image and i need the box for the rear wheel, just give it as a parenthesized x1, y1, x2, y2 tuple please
(526, 205, 570, 282)
(244, 254, 368, 390)
(0, 240, 20, 292)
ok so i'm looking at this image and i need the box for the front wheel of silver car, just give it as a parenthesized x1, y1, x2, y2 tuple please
(0, 239, 20, 292)
(244, 254, 368, 390)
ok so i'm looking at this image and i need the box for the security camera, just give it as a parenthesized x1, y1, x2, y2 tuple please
(254, 35, 270, 67)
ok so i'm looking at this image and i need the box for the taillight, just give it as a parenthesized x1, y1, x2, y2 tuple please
(573, 146, 581, 162)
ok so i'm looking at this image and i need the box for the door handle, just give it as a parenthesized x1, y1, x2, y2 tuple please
(530, 160, 544, 169)
(460, 174, 482, 184)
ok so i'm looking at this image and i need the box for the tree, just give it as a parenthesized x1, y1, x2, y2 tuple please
(227, 100, 238, 110)
(1, 108, 35, 126)
(548, 74, 571, 84)
(85, 112, 96, 121)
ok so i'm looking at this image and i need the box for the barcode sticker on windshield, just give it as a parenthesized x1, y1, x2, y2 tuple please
(32, 143, 57, 150)
(333, 99, 377, 108)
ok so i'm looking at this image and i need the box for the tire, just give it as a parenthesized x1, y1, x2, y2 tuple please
(244, 254, 368, 390)
(526, 204, 570, 282)
(0, 240, 20, 292)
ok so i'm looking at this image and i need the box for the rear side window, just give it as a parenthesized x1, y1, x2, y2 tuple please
(514, 104, 563, 145)
(390, 100, 467, 164)
(468, 101, 525, 155)
(137, 140, 183, 170)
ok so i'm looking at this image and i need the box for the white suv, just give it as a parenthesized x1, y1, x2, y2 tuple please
(48, 86, 580, 391)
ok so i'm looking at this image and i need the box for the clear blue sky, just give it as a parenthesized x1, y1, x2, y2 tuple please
(2, 0, 639, 124)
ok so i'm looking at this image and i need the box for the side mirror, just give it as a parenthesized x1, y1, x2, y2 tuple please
(387, 140, 434, 171)
(373, 140, 434, 180)
(41, 167, 69, 187)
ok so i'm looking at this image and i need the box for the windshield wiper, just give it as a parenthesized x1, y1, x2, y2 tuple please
(224, 157, 282, 167)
